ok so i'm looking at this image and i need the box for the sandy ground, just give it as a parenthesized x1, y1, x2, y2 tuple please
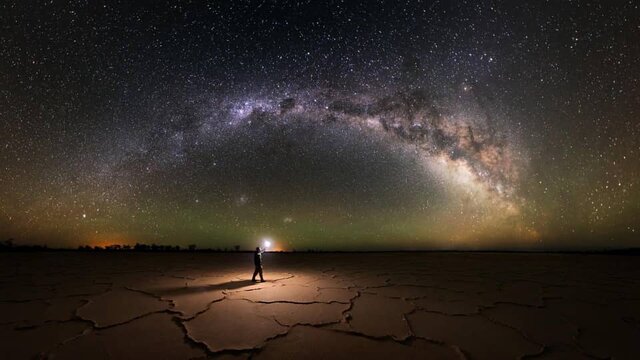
(0, 252, 639, 359)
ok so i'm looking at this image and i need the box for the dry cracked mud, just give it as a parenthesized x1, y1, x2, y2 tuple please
(0, 252, 639, 359)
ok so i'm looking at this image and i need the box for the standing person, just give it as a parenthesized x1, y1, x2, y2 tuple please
(252, 246, 265, 282)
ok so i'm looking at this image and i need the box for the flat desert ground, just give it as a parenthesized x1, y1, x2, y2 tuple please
(1, 252, 639, 359)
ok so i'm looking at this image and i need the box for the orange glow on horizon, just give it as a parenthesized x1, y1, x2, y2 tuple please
(84, 233, 135, 248)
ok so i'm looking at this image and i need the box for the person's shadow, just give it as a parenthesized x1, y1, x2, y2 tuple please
(158, 279, 260, 295)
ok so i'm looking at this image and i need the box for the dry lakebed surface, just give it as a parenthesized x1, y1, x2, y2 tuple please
(1, 252, 639, 359)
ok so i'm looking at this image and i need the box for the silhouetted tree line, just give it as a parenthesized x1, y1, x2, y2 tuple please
(0, 238, 247, 252)
(0, 239, 279, 252)
(0, 238, 49, 252)
(78, 243, 183, 252)
(75, 243, 250, 252)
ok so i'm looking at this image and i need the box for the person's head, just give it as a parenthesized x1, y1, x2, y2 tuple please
(255, 247, 260, 252)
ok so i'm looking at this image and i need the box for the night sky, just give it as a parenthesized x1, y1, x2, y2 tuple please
(1, 1, 639, 250)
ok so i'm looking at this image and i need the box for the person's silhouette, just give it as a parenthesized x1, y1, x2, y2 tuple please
(252, 247, 265, 282)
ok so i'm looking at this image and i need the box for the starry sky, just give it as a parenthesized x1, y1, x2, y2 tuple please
(1, 1, 639, 250)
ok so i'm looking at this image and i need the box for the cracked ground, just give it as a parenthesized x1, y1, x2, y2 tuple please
(1, 253, 639, 359)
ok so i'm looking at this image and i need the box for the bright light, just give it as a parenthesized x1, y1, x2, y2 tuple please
(262, 238, 272, 249)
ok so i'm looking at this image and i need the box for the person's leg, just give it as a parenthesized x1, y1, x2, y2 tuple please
(259, 267, 264, 282)
(252, 267, 259, 281)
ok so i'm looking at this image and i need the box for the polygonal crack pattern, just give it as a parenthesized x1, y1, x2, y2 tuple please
(0, 252, 639, 359)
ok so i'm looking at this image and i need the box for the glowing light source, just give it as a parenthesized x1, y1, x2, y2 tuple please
(262, 238, 272, 249)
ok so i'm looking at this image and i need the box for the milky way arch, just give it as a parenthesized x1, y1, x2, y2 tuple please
(196, 85, 526, 216)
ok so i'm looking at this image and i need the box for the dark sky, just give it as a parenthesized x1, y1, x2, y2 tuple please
(1, 1, 639, 250)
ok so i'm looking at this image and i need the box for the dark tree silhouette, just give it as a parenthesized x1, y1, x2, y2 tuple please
(0, 238, 13, 250)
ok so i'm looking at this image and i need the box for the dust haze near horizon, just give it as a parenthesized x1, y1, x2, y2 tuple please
(1, 1, 639, 250)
